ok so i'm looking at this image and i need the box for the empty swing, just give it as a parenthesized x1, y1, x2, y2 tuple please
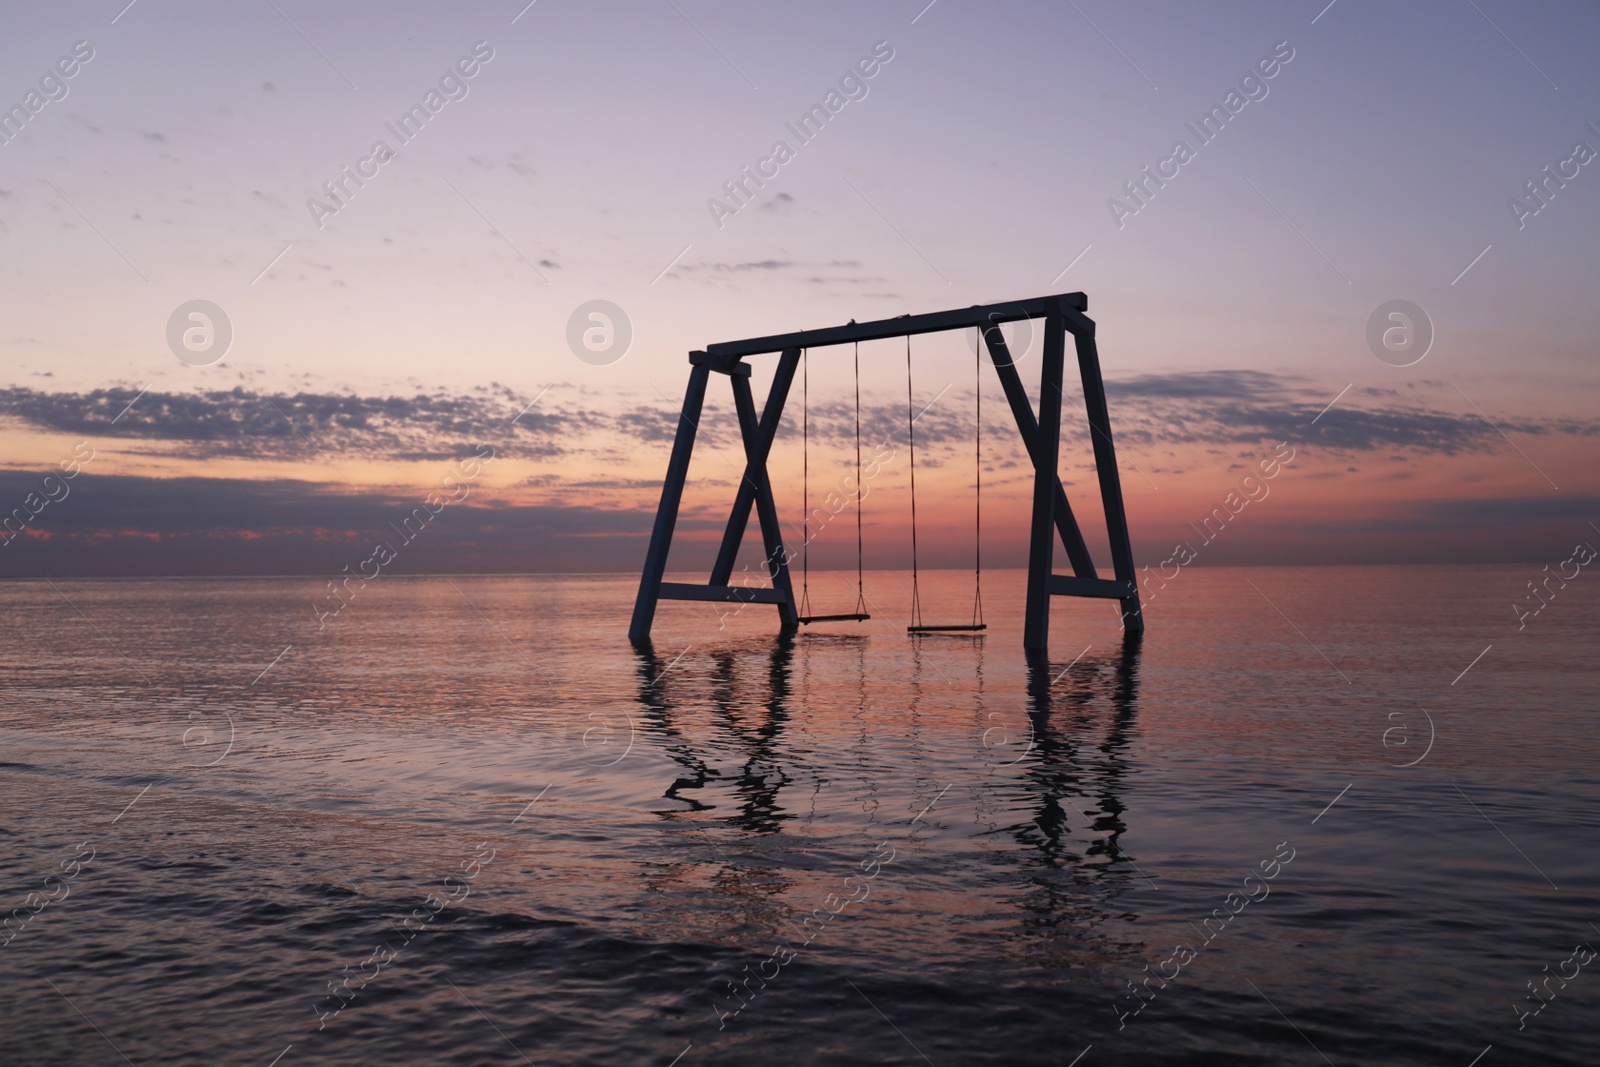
(906, 333, 987, 634)
(796, 344, 871, 625)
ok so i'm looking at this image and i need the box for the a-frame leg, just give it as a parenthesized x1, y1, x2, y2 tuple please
(1024, 303, 1067, 651)
(982, 328, 1098, 579)
(728, 359, 800, 629)
(710, 348, 800, 587)
(630, 364, 712, 643)
(1066, 308, 1144, 632)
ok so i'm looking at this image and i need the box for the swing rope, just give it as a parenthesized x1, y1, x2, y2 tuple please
(854, 340, 867, 617)
(972, 333, 985, 628)
(906, 334, 924, 630)
(795, 344, 870, 625)
(799, 347, 812, 619)
(905, 331, 987, 635)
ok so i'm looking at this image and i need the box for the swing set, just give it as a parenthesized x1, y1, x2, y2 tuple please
(629, 293, 1143, 653)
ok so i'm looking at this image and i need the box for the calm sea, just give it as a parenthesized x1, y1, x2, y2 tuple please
(1, 566, 1596, 1066)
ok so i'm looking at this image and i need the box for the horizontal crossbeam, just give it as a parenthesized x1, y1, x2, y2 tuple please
(1048, 575, 1136, 599)
(688, 351, 751, 376)
(704, 293, 1088, 359)
(658, 582, 788, 605)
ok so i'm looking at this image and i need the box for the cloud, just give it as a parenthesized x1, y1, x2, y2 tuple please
(1, 367, 1591, 576)
(1098, 372, 1592, 456)
(677, 259, 794, 273)
(0, 471, 673, 576)
(0, 385, 583, 461)
(1106, 369, 1297, 401)
(781, 370, 1595, 463)
(1421, 496, 1600, 522)
(0, 372, 1584, 475)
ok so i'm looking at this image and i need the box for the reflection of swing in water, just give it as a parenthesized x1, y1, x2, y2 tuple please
(632, 637, 798, 833)
(631, 629, 1144, 868)
(973, 632, 1145, 868)
(1022, 632, 1144, 862)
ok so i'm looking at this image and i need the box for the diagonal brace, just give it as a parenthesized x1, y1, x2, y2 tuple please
(710, 348, 800, 585)
(711, 350, 801, 628)
(982, 327, 1098, 578)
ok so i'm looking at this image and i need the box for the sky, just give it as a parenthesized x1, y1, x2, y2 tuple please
(0, 0, 1596, 578)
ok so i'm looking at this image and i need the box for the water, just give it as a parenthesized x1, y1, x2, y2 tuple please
(1, 566, 1596, 1066)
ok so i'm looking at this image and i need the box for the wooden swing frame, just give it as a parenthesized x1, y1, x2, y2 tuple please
(627, 293, 1143, 652)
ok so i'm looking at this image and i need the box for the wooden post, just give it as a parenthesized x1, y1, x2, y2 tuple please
(1067, 309, 1144, 632)
(629, 364, 711, 643)
(729, 368, 800, 628)
(1024, 302, 1067, 651)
